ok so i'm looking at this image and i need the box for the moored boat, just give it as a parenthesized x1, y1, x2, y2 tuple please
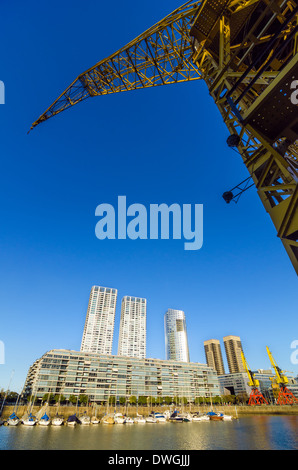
(67, 414, 81, 426)
(114, 413, 126, 424)
(169, 411, 183, 422)
(192, 413, 210, 421)
(22, 413, 37, 426)
(79, 412, 91, 425)
(146, 415, 157, 423)
(125, 416, 134, 424)
(7, 412, 20, 426)
(102, 414, 115, 424)
(208, 411, 224, 421)
(134, 415, 146, 423)
(52, 415, 64, 426)
(38, 413, 51, 426)
(154, 413, 167, 422)
(91, 416, 100, 424)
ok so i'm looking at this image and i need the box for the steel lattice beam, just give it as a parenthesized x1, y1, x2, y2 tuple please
(29, 1, 202, 131)
(29, 0, 298, 275)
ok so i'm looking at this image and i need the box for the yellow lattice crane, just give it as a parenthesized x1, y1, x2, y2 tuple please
(266, 346, 298, 404)
(241, 351, 268, 405)
(29, 0, 298, 274)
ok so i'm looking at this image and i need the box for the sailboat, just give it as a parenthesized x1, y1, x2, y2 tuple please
(52, 394, 64, 426)
(22, 412, 37, 426)
(169, 410, 183, 422)
(52, 415, 64, 426)
(6, 412, 20, 426)
(154, 412, 167, 422)
(0, 370, 16, 424)
(38, 412, 51, 426)
(36, 392, 52, 425)
(67, 396, 81, 425)
(91, 403, 100, 424)
(6, 388, 24, 426)
(134, 394, 146, 423)
(102, 414, 115, 424)
(22, 392, 38, 426)
(102, 392, 114, 424)
(124, 416, 134, 424)
(114, 412, 126, 424)
(134, 413, 146, 423)
(79, 411, 91, 425)
(67, 414, 81, 426)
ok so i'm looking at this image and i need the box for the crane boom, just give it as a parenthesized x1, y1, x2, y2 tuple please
(241, 351, 259, 388)
(266, 346, 288, 385)
(266, 346, 298, 405)
(241, 350, 268, 405)
(29, 1, 202, 131)
(29, 0, 298, 275)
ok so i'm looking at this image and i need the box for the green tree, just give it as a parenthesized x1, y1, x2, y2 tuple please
(69, 395, 78, 405)
(42, 393, 54, 404)
(53, 394, 66, 404)
(137, 396, 148, 406)
(164, 396, 172, 405)
(119, 397, 126, 406)
(109, 396, 116, 406)
(213, 396, 222, 405)
(129, 396, 137, 405)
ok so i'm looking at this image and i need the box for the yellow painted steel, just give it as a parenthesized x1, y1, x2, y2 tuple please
(241, 351, 260, 388)
(30, 0, 298, 275)
(266, 346, 289, 386)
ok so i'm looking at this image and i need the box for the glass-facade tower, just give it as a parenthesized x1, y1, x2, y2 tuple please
(164, 309, 190, 362)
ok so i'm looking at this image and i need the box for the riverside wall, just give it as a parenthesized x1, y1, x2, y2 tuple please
(1, 404, 298, 420)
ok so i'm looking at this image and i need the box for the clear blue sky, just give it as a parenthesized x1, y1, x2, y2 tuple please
(1, 0, 297, 393)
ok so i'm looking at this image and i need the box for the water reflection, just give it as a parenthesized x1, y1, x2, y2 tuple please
(1, 416, 297, 450)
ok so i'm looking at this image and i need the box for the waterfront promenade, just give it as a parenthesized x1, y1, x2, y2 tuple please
(2, 404, 298, 420)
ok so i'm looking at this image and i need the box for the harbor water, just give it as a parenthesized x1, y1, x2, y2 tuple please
(0, 415, 297, 450)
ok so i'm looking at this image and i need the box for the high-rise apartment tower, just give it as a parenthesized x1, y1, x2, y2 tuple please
(223, 335, 245, 374)
(81, 286, 117, 355)
(204, 339, 225, 375)
(164, 309, 190, 362)
(118, 296, 147, 359)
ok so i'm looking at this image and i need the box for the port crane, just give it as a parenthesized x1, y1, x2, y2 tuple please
(266, 346, 298, 404)
(241, 351, 268, 405)
(29, 0, 298, 275)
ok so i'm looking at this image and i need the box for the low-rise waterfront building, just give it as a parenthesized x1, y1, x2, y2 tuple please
(23, 349, 220, 403)
(218, 370, 275, 402)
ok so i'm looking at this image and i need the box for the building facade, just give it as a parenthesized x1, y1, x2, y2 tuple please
(204, 339, 225, 375)
(23, 349, 221, 403)
(218, 370, 276, 402)
(223, 335, 245, 374)
(80, 286, 117, 355)
(117, 296, 147, 359)
(164, 309, 190, 362)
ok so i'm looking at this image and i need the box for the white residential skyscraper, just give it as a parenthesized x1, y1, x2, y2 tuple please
(164, 309, 190, 362)
(118, 296, 147, 359)
(81, 286, 117, 355)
